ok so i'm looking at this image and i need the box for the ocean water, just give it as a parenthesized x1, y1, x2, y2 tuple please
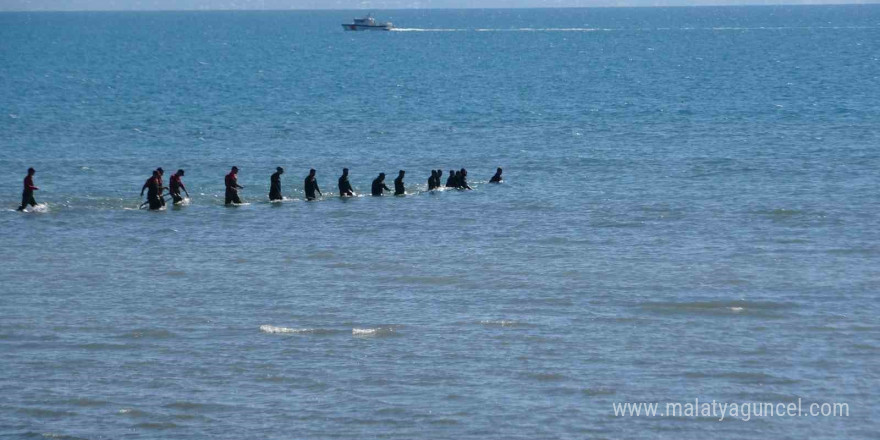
(1, 5, 879, 439)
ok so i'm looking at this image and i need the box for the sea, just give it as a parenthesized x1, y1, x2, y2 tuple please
(1, 5, 878, 439)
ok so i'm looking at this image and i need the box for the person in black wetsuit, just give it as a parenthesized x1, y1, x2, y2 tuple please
(17, 168, 39, 211)
(394, 170, 406, 195)
(155, 167, 166, 207)
(141, 169, 168, 208)
(459, 168, 472, 190)
(371, 173, 390, 196)
(304, 168, 321, 200)
(490, 167, 503, 183)
(445, 169, 457, 188)
(145, 170, 163, 210)
(225, 166, 243, 205)
(169, 169, 189, 204)
(269, 167, 284, 201)
(435, 170, 443, 188)
(338, 168, 354, 197)
(427, 170, 437, 190)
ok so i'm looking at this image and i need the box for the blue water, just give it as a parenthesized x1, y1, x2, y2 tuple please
(1, 5, 879, 439)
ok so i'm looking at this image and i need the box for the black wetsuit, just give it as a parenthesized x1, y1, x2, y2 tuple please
(459, 173, 471, 190)
(427, 175, 436, 190)
(18, 175, 37, 211)
(338, 175, 353, 196)
(490, 173, 502, 183)
(147, 178, 162, 210)
(304, 176, 320, 200)
(170, 174, 185, 203)
(445, 174, 456, 188)
(394, 176, 405, 195)
(371, 178, 390, 196)
(269, 172, 283, 201)
(225, 173, 242, 205)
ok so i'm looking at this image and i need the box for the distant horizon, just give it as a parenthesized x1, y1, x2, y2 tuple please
(2, 0, 878, 13)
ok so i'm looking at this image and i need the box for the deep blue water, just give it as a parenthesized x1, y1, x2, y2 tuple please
(1, 6, 879, 439)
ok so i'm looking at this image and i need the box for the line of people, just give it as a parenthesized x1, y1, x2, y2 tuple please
(14, 166, 504, 211)
(227, 166, 502, 207)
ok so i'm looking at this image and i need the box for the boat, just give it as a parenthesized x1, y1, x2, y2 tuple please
(342, 14, 393, 31)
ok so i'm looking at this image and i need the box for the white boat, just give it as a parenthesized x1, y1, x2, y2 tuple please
(342, 14, 393, 31)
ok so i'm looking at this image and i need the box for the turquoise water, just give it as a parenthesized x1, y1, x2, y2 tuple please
(1, 6, 879, 438)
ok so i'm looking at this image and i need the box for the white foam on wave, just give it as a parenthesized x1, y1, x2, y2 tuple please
(352, 327, 395, 336)
(730, 307, 744, 313)
(259, 325, 314, 334)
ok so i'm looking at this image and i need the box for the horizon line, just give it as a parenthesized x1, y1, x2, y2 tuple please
(2, 2, 878, 13)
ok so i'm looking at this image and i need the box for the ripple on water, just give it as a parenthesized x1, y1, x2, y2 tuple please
(21, 433, 89, 440)
(15, 407, 78, 417)
(682, 371, 800, 385)
(477, 319, 534, 328)
(639, 300, 796, 317)
(116, 329, 176, 340)
(581, 387, 617, 396)
(132, 422, 180, 430)
(61, 398, 110, 407)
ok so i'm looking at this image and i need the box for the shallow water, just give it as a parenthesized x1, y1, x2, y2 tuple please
(1, 6, 879, 439)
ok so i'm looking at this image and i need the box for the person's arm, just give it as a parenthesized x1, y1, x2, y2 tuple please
(27, 179, 39, 191)
(316, 181, 322, 196)
(141, 180, 148, 196)
(181, 182, 189, 197)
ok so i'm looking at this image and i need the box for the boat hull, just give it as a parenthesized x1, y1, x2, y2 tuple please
(342, 24, 392, 31)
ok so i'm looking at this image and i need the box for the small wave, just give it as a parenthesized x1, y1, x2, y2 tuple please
(260, 325, 314, 334)
(77, 342, 132, 350)
(117, 328, 176, 340)
(132, 422, 179, 430)
(22, 433, 88, 440)
(479, 320, 522, 327)
(62, 398, 109, 407)
(582, 387, 617, 396)
(352, 327, 396, 337)
(641, 300, 795, 317)
(524, 372, 568, 382)
(15, 407, 78, 417)
(163, 401, 235, 411)
(306, 250, 336, 260)
(117, 408, 150, 417)
(683, 371, 799, 385)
